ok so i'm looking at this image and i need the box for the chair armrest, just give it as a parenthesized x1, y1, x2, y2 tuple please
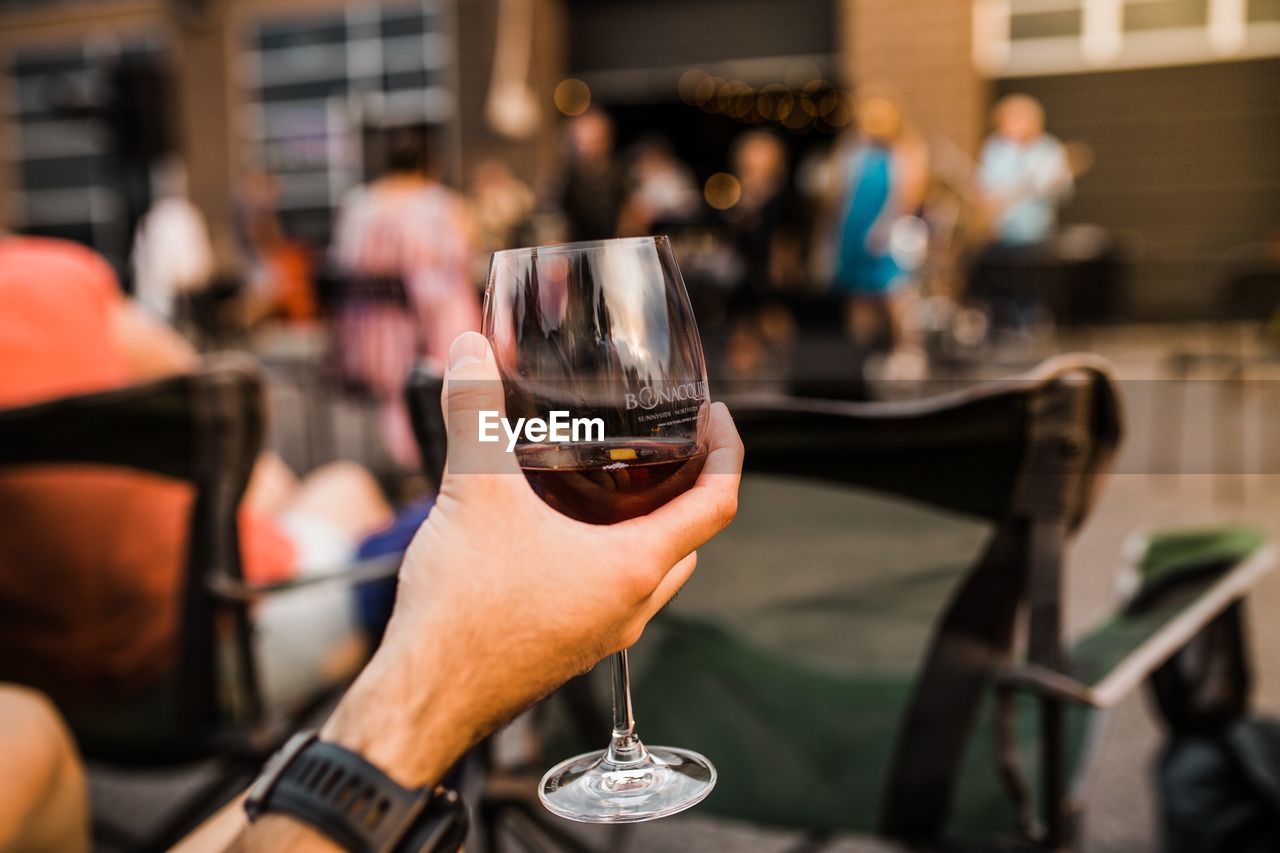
(1002, 544, 1276, 708)
(207, 553, 402, 602)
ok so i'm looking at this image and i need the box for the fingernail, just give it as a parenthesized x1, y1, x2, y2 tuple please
(449, 332, 489, 370)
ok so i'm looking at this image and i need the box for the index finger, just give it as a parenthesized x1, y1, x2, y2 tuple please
(618, 401, 744, 567)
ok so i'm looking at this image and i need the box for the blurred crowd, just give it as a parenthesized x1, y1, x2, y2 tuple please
(120, 86, 1086, 468)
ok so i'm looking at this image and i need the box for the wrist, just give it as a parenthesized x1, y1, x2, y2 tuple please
(319, 633, 472, 788)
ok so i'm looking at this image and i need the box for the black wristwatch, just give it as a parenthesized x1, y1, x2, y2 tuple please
(244, 731, 468, 853)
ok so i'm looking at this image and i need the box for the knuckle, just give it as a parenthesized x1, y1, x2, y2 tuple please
(620, 564, 660, 601)
(447, 382, 498, 415)
(716, 491, 739, 527)
(618, 621, 645, 649)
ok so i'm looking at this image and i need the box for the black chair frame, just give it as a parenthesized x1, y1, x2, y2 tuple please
(0, 357, 399, 850)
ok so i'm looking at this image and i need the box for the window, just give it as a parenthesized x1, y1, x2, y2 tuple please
(975, 0, 1280, 76)
(238, 1, 455, 243)
(5, 36, 166, 273)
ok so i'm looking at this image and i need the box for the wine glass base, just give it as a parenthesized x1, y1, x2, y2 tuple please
(538, 745, 716, 824)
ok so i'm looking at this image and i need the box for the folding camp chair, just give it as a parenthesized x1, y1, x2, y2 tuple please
(406, 354, 1273, 850)
(314, 267, 421, 472)
(627, 354, 1272, 850)
(0, 357, 400, 851)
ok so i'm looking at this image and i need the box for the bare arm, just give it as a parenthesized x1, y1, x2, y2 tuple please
(177, 332, 743, 851)
(109, 302, 199, 380)
(895, 135, 930, 214)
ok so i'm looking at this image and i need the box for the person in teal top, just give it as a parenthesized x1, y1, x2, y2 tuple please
(829, 93, 928, 355)
(836, 143, 902, 295)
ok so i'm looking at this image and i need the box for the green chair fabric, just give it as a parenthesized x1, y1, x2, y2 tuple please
(1069, 525, 1266, 694)
(635, 616, 1090, 842)
(622, 503, 1265, 842)
(1140, 526, 1265, 586)
(609, 475, 1089, 841)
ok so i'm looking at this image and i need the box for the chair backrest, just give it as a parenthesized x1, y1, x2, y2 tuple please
(0, 357, 265, 761)
(728, 353, 1123, 839)
(318, 268, 419, 399)
(735, 353, 1121, 527)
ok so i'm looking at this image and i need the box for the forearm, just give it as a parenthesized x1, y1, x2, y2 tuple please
(222, 633, 475, 852)
(318, 638, 476, 790)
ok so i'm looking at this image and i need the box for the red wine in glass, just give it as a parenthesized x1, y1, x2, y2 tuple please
(484, 235, 716, 824)
(517, 438, 707, 525)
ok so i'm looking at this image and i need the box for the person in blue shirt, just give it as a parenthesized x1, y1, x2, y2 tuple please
(969, 94, 1075, 335)
(977, 94, 1073, 247)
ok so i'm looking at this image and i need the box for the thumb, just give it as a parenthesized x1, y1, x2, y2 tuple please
(442, 332, 518, 475)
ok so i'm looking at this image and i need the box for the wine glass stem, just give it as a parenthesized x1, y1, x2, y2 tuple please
(606, 650, 646, 765)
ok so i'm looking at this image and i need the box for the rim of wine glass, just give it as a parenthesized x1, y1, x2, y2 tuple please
(491, 235, 670, 260)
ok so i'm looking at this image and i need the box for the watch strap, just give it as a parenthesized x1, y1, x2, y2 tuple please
(245, 731, 437, 853)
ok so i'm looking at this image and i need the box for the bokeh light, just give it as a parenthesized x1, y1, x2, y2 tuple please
(678, 68, 710, 104)
(554, 78, 591, 116)
(693, 74, 718, 107)
(756, 83, 787, 120)
(826, 90, 855, 128)
(703, 172, 742, 210)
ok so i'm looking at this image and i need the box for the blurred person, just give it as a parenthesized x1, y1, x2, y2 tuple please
(969, 95, 1074, 335)
(976, 94, 1073, 248)
(617, 137, 700, 236)
(559, 108, 624, 241)
(717, 132, 808, 377)
(0, 236, 392, 712)
(332, 127, 480, 466)
(169, 332, 745, 850)
(0, 685, 87, 853)
(829, 93, 929, 367)
(236, 170, 316, 326)
(727, 130, 808, 295)
(130, 156, 216, 323)
(469, 157, 535, 259)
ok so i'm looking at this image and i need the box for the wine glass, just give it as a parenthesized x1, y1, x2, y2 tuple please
(482, 235, 715, 823)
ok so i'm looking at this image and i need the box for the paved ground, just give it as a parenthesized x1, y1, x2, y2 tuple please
(89, 324, 1280, 851)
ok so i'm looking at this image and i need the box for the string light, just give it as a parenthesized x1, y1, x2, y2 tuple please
(693, 75, 718, 107)
(674, 63, 850, 135)
(678, 69, 710, 105)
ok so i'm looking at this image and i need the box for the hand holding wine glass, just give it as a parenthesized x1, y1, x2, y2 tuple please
(321, 331, 741, 799)
(483, 236, 728, 822)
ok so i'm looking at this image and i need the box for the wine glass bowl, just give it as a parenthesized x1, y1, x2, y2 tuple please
(482, 235, 717, 822)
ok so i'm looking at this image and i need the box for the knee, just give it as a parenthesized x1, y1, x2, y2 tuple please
(296, 461, 393, 532)
(0, 686, 75, 769)
(0, 686, 85, 848)
(308, 461, 383, 499)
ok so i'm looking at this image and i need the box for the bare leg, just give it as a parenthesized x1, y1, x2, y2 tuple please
(282, 461, 393, 543)
(884, 291, 910, 351)
(0, 685, 88, 853)
(242, 452, 301, 516)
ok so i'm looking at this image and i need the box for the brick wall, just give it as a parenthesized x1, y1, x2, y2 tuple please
(841, 0, 987, 157)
